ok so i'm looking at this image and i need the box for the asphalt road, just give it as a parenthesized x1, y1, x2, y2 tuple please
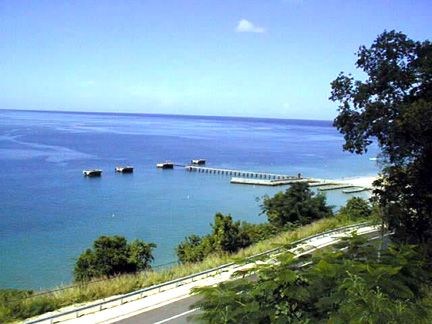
(115, 295, 202, 324)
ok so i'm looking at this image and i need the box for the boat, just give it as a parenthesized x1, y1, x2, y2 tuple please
(115, 166, 134, 173)
(191, 159, 206, 165)
(156, 162, 174, 169)
(83, 169, 102, 177)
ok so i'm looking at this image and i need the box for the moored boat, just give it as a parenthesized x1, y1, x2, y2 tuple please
(191, 159, 206, 165)
(156, 162, 174, 169)
(83, 169, 102, 177)
(115, 166, 134, 173)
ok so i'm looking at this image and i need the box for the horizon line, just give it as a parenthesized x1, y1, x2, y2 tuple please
(0, 108, 333, 123)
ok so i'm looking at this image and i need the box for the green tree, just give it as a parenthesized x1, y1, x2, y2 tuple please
(261, 182, 333, 227)
(128, 240, 157, 272)
(74, 249, 97, 282)
(176, 234, 205, 263)
(330, 30, 432, 245)
(211, 213, 251, 253)
(192, 237, 431, 323)
(92, 236, 130, 276)
(176, 213, 252, 263)
(338, 197, 372, 220)
(74, 236, 156, 281)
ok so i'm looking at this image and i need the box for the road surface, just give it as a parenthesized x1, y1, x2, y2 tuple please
(114, 295, 201, 324)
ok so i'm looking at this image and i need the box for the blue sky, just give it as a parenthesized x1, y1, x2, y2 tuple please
(0, 0, 431, 119)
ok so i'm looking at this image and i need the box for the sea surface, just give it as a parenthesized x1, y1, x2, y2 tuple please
(0, 110, 379, 290)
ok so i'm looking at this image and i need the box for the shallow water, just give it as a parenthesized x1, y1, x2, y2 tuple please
(0, 110, 378, 289)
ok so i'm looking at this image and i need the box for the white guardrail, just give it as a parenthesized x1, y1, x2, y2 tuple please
(25, 222, 377, 324)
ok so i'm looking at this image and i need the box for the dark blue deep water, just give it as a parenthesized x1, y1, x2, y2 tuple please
(0, 110, 378, 289)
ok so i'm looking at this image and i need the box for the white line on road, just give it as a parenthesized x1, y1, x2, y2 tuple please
(153, 308, 198, 324)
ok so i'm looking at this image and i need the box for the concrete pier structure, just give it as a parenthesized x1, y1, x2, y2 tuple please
(185, 166, 301, 180)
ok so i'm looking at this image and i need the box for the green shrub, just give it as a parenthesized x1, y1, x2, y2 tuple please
(261, 182, 333, 227)
(74, 236, 156, 282)
(338, 197, 372, 220)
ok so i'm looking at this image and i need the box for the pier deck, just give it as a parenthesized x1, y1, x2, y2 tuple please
(185, 166, 300, 180)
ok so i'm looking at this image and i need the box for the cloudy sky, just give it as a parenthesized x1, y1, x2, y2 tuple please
(0, 0, 431, 119)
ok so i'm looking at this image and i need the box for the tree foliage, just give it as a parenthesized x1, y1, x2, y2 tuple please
(192, 236, 432, 323)
(176, 213, 257, 263)
(330, 30, 432, 244)
(338, 197, 372, 220)
(212, 213, 251, 253)
(74, 235, 156, 281)
(261, 182, 333, 227)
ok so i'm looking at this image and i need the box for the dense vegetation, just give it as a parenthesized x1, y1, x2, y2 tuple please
(261, 182, 333, 227)
(193, 236, 432, 323)
(177, 183, 332, 264)
(176, 213, 274, 264)
(193, 30, 432, 323)
(330, 30, 432, 246)
(74, 235, 156, 281)
(338, 196, 373, 221)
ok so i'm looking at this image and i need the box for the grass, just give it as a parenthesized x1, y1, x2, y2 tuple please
(0, 216, 371, 323)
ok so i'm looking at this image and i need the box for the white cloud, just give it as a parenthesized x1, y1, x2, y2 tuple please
(236, 19, 265, 33)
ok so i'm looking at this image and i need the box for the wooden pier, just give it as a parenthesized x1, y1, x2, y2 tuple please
(185, 166, 301, 180)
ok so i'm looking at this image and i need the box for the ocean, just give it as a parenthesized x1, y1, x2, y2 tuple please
(0, 110, 378, 290)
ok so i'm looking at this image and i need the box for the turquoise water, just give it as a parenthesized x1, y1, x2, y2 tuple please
(0, 110, 378, 289)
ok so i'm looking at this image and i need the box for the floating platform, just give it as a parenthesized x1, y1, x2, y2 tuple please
(308, 182, 339, 187)
(231, 177, 309, 186)
(115, 166, 134, 173)
(157, 162, 174, 169)
(191, 159, 206, 165)
(318, 184, 357, 191)
(342, 187, 371, 194)
(83, 169, 102, 177)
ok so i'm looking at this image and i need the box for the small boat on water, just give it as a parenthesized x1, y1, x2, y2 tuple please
(191, 159, 206, 165)
(115, 166, 134, 173)
(83, 169, 102, 177)
(156, 162, 174, 169)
